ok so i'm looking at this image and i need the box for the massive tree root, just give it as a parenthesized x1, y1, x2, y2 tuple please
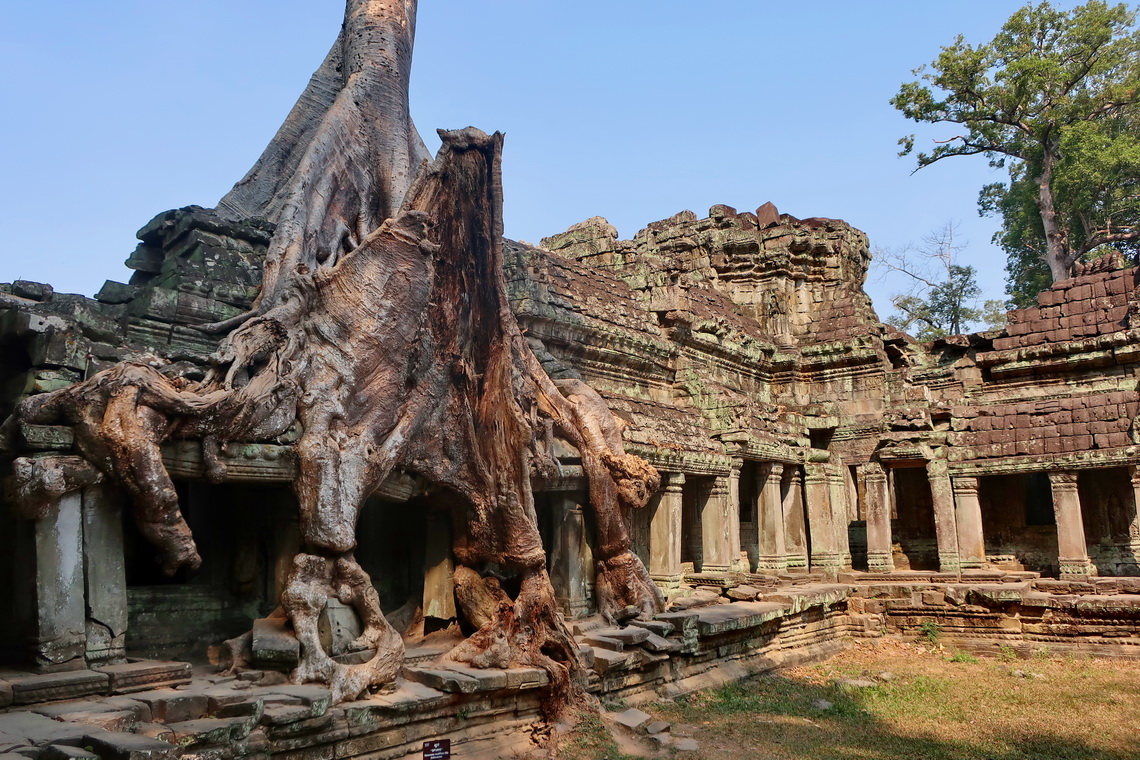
(1, 0, 662, 712)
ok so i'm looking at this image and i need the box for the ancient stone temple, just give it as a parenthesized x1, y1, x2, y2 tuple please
(2, 2, 1139, 758)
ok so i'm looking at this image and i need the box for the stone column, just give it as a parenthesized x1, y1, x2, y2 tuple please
(422, 512, 457, 630)
(927, 460, 961, 574)
(862, 463, 895, 573)
(700, 475, 734, 573)
(1125, 466, 1140, 570)
(756, 463, 787, 572)
(727, 461, 744, 573)
(828, 463, 853, 570)
(1049, 471, 1097, 578)
(783, 466, 809, 571)
(804, 463, 840, 573)
(17, 491, 87, 671)
(549, 493, 594, 618)
(952, 476, 986, 570)
(649, 473, 684, 589)
(82, 485, 128, 665)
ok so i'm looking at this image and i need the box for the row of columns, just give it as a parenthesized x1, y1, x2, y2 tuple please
(516, 460, 1140, 621)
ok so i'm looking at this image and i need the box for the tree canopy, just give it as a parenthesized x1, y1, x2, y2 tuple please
(893, 1, 1140, 302)
(877, 223, 1006, 340)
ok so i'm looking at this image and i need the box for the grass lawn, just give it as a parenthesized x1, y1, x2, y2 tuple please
(559, 638, 1140, 760)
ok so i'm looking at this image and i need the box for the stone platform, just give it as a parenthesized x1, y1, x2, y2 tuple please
(2, 576, 1139, 760)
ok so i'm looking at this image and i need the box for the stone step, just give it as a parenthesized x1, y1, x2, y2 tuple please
(94, 661, 191, 695)
(5, 671, 109, 706)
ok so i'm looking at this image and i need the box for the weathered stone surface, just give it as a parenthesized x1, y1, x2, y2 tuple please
(610, 708, 651, 731)
(94, 662, 191, 695)
(7, 671, 109, 706)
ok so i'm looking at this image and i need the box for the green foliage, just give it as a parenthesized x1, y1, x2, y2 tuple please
(877, 222, 1005, 338)
(999, 645, 1020, 662)
(894, 1, 1140, 298)
(919, 619, 942, 644)
(949, 650, 979, 664)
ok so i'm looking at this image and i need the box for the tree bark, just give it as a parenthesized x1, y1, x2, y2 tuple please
(2, 0, 662, 713)
(1037, 143, 1077, 282)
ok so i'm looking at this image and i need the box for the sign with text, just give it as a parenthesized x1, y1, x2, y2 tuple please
(423, 739, 451, 760)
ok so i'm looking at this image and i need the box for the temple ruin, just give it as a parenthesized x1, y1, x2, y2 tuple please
(2, 2, 1140, 758)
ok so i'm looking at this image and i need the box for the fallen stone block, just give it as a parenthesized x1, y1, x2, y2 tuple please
(258, 705, 313, 727)
(640, 633, 681, 654)
(590, 648, 633, 676)
(252, 617, 300, 669)
(255, 684, 331, 717)
(94, 661, 191, 695)
(7, 671, 109, 706)
(674, 738, 700, 753)
(593, 627, 650, 647)
(645, 720, 669, 735)
(610, 708, 651, 731)
(402, 667, 480, 694)
(130, 689, 208, 723)
(503, 667, 548, 690)
(164, 718, 241, 748)
(628, 619, 674, 637)
(77, 731, 178, 760)
(581, 633, 626, 652)
(439, 664, 506, 691)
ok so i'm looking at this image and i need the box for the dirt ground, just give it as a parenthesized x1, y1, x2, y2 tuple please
(558, 638, 1140, 760)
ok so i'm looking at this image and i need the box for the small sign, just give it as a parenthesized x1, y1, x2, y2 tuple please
(423, 739, 451, 760)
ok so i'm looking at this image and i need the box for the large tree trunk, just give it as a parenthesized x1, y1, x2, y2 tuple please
(1037, 144, 1077, 282)
(3, 0, 662, 713)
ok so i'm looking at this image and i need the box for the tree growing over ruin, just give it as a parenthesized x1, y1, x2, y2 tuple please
(1, 0, 662, 710)
(893, 1, 1140, 294)
(876, 222, 1006, 340)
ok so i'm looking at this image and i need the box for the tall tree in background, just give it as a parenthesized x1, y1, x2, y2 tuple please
(893, 1, 1140, 305)
(877, 223, 1006, 340)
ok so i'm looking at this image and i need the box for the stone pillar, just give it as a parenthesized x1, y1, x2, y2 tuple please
(952, 476, 986, 570)
(926, 460, 961, 574)
(1049, 471, 1097, 578)
(700, 475, 734, 573)
(862, 463, 895, 573)
(17, 491, 87, 671)
(649, 473, 684, 589)
(422, 512, 457, 630)
(804, 463, 840, 573)
(756, 463, 787, 572)
(783, 466, 809, 571)
(828, 463, 853, 570)
(727, 461, 744, 572)
(1125, 466, 1140, 569)
(549, 493, 594, 618)
(82, 485, 128, 665)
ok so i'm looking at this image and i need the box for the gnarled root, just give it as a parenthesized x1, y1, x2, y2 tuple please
(594, 550, 665, 622)
(282, 552, 404, 703)
(448, 566, 583, 719)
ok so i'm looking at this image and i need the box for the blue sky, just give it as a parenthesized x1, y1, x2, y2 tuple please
(0, 1, 1083, 320)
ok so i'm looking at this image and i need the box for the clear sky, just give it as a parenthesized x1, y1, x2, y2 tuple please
(0, 1, 1085, 321)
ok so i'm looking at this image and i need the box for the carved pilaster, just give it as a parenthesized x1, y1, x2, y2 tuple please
(649, 473, 684, 588)
(783, 466, 809, 571)
(700, 475, 734, 573)
(862, 463, 894, 573)
(1049, 471, 1096, 578)
(756, 463, 787, 572)
(805, 464, 840, 573)
(952, 475, 986, 570)
(927, 460, 961, 574)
